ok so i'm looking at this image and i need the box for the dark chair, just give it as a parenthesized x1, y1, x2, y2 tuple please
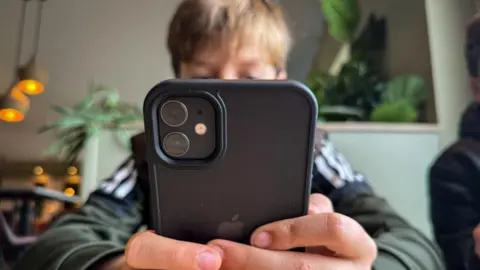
(0, 211, 37, 268)
(0, 186, 82, 268)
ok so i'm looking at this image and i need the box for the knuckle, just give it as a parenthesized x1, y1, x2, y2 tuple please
(170, 241, 188, 267)
(293, 260, 312, 270)
(275, 219, 297, 246)
(311, 193, 333, 211)
(324, 213, 345, 238)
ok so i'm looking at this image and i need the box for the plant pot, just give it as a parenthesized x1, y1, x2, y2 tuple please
(319, 105, 364, 121)
(80, 135, 100, 201)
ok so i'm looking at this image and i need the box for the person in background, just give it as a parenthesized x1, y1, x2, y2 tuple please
(430, 12, 480, 270)
(13, 1, 443, 269)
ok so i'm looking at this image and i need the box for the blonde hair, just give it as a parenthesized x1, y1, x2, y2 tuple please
(167, 0, 292, 76)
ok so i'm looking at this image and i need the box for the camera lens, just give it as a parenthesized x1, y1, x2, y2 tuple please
(162, 132, 190, 157)
(160, 100, 188, 127)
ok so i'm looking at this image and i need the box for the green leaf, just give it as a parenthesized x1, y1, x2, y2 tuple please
(38, 124, 56, 134)
(86, 124, 101, 137)
(102, 92, 121, 109)
(382, 75, 427, 106)
(115, 128, 132, 150)
(38, 118, 86, 134)
(321, 0, 361, 43)
(75, 91, 94, 112)
(51, 105, 75, 116)
(64, 136, 86, 165)
(92, 84, 117, 94)
(115, 114, 143, 124)
(43, 141, 65, 155)
(370, 100, 418, 122)
(89, 113, 116, 123)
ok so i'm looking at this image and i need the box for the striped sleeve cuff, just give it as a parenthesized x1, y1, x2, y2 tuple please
(99, 158, 138, 199)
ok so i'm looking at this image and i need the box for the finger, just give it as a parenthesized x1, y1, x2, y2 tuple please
(125, 231, 222, 270)
(251, 213, 377, 261)
(473, 225, 480, 240)
(474, 226, 480, 257)
(308, 193, 333, 214)
(209, 239, 359, 270)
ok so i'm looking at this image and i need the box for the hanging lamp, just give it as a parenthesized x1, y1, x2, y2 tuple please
(16, 0, 49, 95)
(0, 88, 31, 122)
(0, 0, 48, 122)
(0, 0, 30, 122)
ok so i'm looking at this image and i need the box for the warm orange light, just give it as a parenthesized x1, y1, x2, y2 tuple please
(34, 174, 49, 185)
(66, 175, 80, 184)
(67, 166, 78, 175)
(17, 79, 44, 95)
(10, 88, 30, 106)
(64, 187, 75, 197)
(33, 166, 44, 175)
(0, 108, 24, 122)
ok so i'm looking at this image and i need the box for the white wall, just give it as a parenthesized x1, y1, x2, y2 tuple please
(324, 125, 440, 237)
(0, 0, 180, 161)
(426, 0, 476, 148)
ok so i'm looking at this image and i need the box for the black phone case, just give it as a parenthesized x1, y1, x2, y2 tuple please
(143, 79, 318, 244)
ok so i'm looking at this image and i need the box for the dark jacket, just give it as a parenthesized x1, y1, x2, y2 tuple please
(430, 103, 480, 270)
(13, 133, 444, 270)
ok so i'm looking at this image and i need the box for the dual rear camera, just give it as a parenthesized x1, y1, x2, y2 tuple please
(160, 100, 190, 157)
(159, 97, 216, 160)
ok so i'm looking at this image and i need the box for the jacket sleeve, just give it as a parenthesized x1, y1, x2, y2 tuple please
(13, 157, 145, 270)
(312, 136, 445, 270)
(429, 142, 480, 270)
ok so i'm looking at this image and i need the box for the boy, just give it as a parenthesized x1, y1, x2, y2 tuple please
(14, 1, 443, 269)
(430, 12, 480, 270)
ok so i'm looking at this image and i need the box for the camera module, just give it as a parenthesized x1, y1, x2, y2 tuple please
(160, 100, 188, 127)
(162, 132, 190, 157)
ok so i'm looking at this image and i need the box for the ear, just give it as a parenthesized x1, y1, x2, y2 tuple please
(471, 78, 478, 91)
(276, 70, 287, 80)
(470, 78, 480, 102)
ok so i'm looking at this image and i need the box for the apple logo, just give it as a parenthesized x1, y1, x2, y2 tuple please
(217, 213, 245, 240)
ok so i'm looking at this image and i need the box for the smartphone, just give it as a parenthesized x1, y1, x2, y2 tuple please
(143, 79, 318, 244)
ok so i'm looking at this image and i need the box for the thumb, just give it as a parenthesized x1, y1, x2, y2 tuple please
(473, 225, 480, 258)
(308, 193, 333, 214)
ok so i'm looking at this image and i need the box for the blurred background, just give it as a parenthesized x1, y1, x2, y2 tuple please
(0, 0, 477, 257)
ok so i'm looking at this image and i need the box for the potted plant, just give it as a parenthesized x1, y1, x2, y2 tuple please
(39, 82, 143, 165)
(308, 0, 388, 121)
(371, 75, 427, 122)
(308, 0, 428, 123)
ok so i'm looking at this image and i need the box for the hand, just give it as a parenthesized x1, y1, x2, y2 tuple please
(119, 193, 376, 269)
(114, 233, 222, 270)
(210, 193, 377, 269)
(473, 224, 480, 259)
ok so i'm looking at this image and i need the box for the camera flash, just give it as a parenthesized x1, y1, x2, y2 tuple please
(195, 123, 207, 135)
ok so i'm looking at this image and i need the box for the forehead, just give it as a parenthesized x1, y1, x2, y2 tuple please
(191, 40, 272, 67)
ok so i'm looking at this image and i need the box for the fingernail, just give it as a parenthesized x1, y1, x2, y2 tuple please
(196, 251, 218, 270)
(253, 232, 272, 248)
(208, 244, 224, 259)
(308, 203, 320, 214)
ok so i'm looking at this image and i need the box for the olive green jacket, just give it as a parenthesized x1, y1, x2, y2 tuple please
(13, 136, 444, 270)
